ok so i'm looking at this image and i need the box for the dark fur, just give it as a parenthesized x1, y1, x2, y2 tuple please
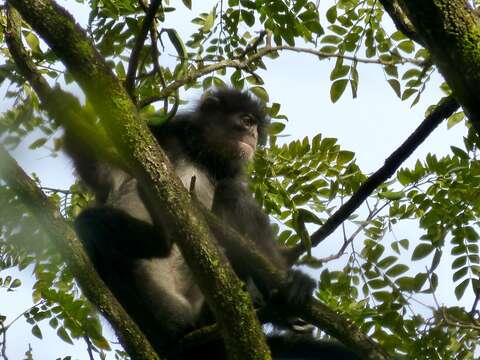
(66, 89, 360, 359)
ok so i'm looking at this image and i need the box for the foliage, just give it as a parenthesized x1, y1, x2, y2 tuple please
(0, 0, 479, 359)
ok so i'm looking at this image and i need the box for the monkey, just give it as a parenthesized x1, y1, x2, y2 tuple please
(65, 88, 361, 359)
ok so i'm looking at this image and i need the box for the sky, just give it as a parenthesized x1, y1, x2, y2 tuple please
(1, 0, 469, 359)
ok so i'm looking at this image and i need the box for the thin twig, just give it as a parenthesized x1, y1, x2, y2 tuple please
(5, 301, 45, 330)
(40, 186, 72, 194)
(140, 44, 421, 106)
(0, 321, 7, 360)
(84, 336, 95, 360)
(125, 0, 162, 99)
(284, 95, 459, 262)
(317, 201, 389, 264)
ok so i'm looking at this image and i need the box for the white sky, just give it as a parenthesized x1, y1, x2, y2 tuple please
(1, 0, 469, 359)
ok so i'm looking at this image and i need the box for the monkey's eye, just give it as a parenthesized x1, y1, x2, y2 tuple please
(241, 114, 256, 126)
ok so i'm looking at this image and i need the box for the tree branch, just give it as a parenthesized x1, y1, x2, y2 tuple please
(283, 95, 459, 262)
(140, 45, 422, 107)
(3, 6, 124, 170)
(7, 1, 269, 358)
(398, 0, 480, 136)
(0, 145, 160, 360)
(125, 0, 162, 99)
(378, 0, 424, 46)
(200, 207, 393, 360)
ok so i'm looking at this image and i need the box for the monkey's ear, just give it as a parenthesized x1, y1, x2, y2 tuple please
(199, 94, 220, 112)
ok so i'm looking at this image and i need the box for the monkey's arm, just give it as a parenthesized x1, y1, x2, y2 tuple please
(63, 126, 114, 202)
(212, 178, 316, 307)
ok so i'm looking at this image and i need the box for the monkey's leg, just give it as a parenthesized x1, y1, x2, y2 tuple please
(74, 206, 170, 259)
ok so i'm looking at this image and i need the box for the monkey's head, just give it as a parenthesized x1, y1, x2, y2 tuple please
(152, 89, 269, 179)
(196, 89, 268, 164)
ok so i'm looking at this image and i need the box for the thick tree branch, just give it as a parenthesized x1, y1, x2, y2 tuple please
(378, 0, 424, 46)
(398, 0, 480, 136)
(125, 0, 162, 99)
(7, 1, 269, 358)
(3, 7, 158, 359)
(284, 96, 459, 261)
(0, 146, 160, 360)
(4, 6, 124, 169)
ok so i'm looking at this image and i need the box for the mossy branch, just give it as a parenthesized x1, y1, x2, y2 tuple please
(0, 145, 160, 360)
(3, 6, 158, 359)
(6, 0, 269, 358)
(399, 0, 480, 135)
(201, 207, 392, 360)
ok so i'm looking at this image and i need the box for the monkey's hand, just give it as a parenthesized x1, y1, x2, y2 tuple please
(259, 270, 316, 331)
(282, 269, 316, 308)
(268, 269, 316, 310)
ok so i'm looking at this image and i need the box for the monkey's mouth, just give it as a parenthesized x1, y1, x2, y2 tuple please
(238, 141, 255, 158)
(238, 141, 254, 151)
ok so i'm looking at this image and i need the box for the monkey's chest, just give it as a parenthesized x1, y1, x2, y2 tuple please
(174, 159, 216, 209)
(134, 245, 204, 313)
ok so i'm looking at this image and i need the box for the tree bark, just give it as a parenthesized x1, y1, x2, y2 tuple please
(7, 0, 269, 358)
(399, 0, 480, 135)
(0, 146, 160, 360)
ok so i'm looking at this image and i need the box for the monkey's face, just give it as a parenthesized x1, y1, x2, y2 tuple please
(202, 111, 259, 163)
(234, 113, 258, 160)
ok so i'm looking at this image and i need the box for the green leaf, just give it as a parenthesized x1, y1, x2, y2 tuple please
(450, 146, 469, 160)
(25, 32, 41, 54)
(321, 35, 342, 44)
(386, 264, 409, 277)
(269, 122, 285, 135)
(181, 0, 192, 9)
(411, 243, 434, 261)
(330, 65, 350, 81)
(319, 46, 337, 55)
(57, 327, 73, 344)
(165, 29, 188, 63)
(379, 191, 404, 200)
(326, 6, 337, 23)
(387, 79, 401, 97)
(330, 79, 348, 103)
(336, 150, 354, 165)
(453, 267, 468, 282)
(396, 276, 416, 291)
(447, 112, 465, 129)
(455, 278, 469, 300)
(91, 335, 111, 350)
(384, 65, 398, 78)
(452, 256, 467, 269)
(372, 291, 392, 303)
(241, 10, 255, 27)
(369, 279, 387, 289)
(329, 25, 347, 35)
(402, 69, 421, 80)
(29, 138, 48, 150)
(32, 325, 42, 339)
(250, 86, 269, 102)
(431, 250, 442, 272)
(398, 40, 414, 53)
(297, 209, 323, 225)
(10, 279, 21, 288)
(378, 256, 397, 269)
(270, 103, 280, 117)
(49, 317, 59, 329)
(397, 170, 411, 185)
(202, 10, 215, 32)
